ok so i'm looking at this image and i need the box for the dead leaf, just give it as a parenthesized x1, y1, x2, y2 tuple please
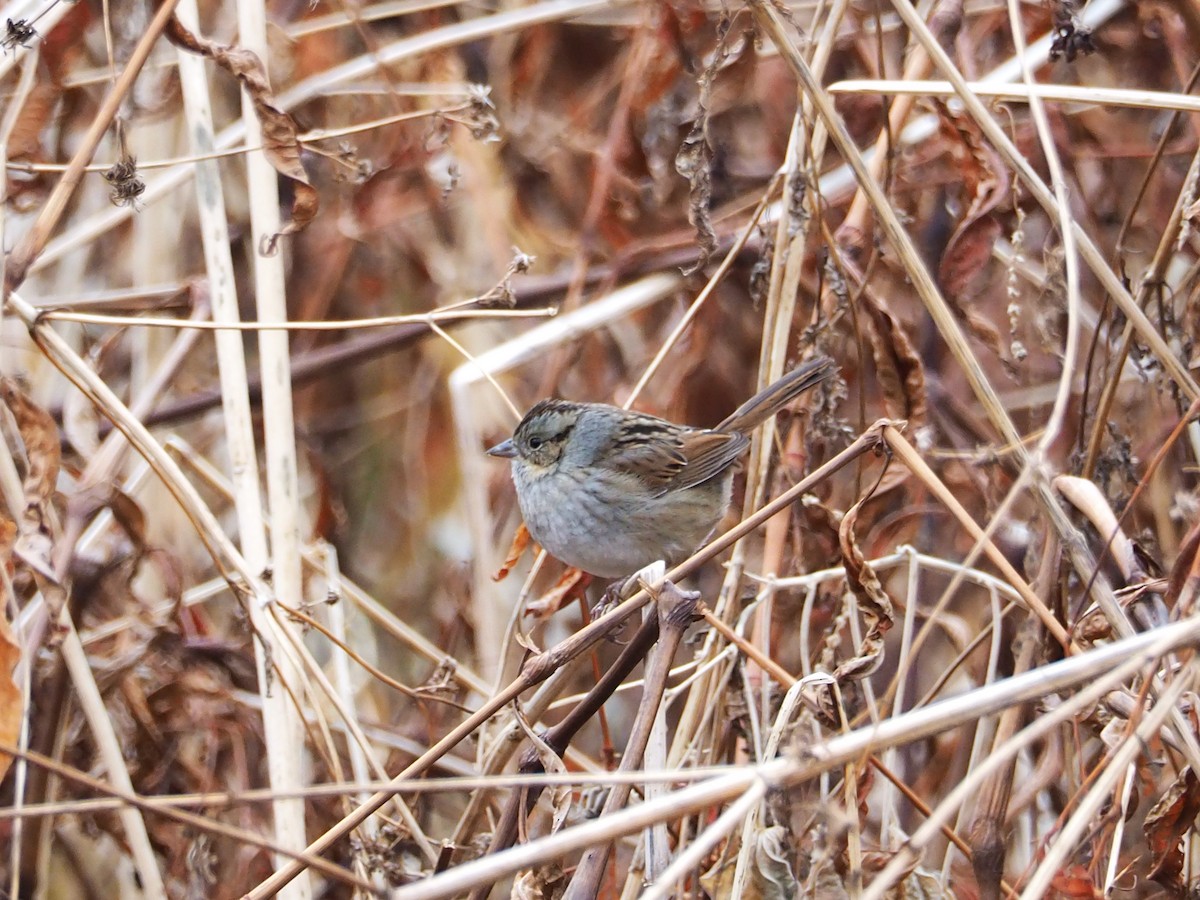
(700, 853, 737, 900)
(0, 654, 20, 785)
(1048, 864, 1101, 898)
(751, 825, 800, 900)
(1146, 765, 1200, 889)
(0, 515, 24, 785)
(512, 626, 542, 655)
(510, 702, 573, 843)
(1164, 519, 1200, 613)
(933, 101, 1012, 358)
(511, 863, 565, 899)
(676, 118, 715, 276)
(7, 79, 59, 168)
(675, 16, 736, 275)
(106, 486, 148, 551)
(1, 377, 61, 509)
(0, 513, 14, 575)
(935, 100, 1009, 228)
(857, 286, 927, 435)
(165, 17, 317, 253)
(806, 853, 851, 899)
(4, 0, 92, 206)
(523, 568, 590, 620)
(884, 866, 949, 898)
(939, 214, 1003, 305)
(1, 379, 68, 620)
(835, 488, 894, 682)
(494, 523, 532, 581)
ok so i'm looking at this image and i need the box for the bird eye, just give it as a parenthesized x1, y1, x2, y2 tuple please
(528, 437, 544, 450)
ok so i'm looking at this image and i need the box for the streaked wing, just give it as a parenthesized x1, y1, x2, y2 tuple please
(669, 430, 749, 491)
(602, 418, 689, 491)
(602, 416, 746, 496)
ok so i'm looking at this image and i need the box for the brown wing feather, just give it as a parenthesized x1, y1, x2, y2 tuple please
(601, 415, 750, 496)
(669, 430, 749, 492)
(603, 424, 689, 490)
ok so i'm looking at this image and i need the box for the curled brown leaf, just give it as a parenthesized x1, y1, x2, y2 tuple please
(0, 377, 61, 510)
(859, 287, 927, 434)
(165, 16, 317, 252)
(934, 101, 1012, 358)
(835, 489, 894, 682)
(494, 522, 532, 582)
(1146, 766, 1200, 888)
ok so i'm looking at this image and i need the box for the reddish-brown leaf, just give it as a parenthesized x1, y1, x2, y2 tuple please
(939, 214, 1003, 306)
(494, 523, 533, 582)
(0, 589, 20, 786)
(1145, 766, 1200, 888)
(1048, 865, 1100, 898)
(859, 288, 928, 433)
(0, 514, 14, 576)
(0, 511, 22, 786)
(523, 568, 589, 620)
(933, 101, 1011, 354)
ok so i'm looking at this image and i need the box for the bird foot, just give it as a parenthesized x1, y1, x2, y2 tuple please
(590, 561, 667, 619)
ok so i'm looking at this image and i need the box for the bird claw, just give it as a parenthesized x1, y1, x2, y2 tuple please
(590, 561, 667, 619)
(589, 581, 625, 620)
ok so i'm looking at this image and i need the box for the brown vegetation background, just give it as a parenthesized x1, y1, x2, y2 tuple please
(3, 0, 1200, 896)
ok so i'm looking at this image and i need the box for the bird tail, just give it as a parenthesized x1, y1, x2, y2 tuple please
(717, 356, 837, 434)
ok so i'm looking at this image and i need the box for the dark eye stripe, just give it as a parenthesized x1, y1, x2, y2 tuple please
(520, 423, 573, 449)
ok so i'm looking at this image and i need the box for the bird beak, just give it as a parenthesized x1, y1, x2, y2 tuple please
(487, 439, 517, 459)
